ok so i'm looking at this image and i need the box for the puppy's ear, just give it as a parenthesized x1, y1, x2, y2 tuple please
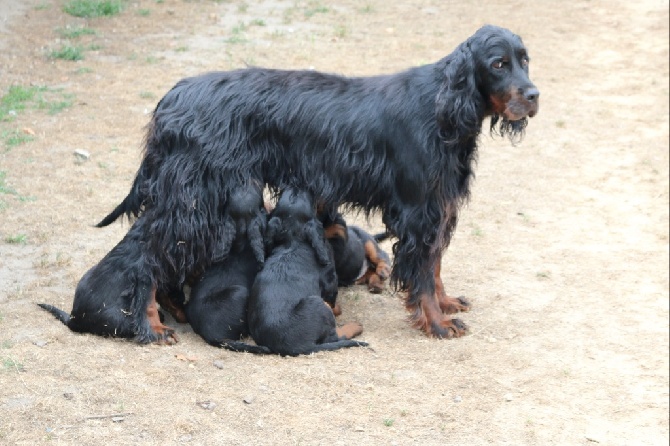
(212, 215, 236, 262)
(264, 216, 282, 250)
(304, 219, 332, 266)
(248, 210, 267, 266)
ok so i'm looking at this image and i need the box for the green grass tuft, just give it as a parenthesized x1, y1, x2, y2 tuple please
(5, 234, 27, 245)
(2, 129, 35, 149)
(2, 357, 25, 372)
(1, 85, 74, 121)
(0, 171, 17, 195)
(57, 26, 96, 38)
(0, 86, 40, 121)
(63, 0, 125, 18)
(50, 45, 84, 61)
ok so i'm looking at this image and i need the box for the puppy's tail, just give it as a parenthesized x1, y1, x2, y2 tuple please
(37, 303, 71, 326)
(219, 340, 272, 355)
(373, 231, 392, 243)
(307, 339, 369, 354)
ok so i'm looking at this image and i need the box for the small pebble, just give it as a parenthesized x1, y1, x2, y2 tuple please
(504, 393, 514, 402)
(243, 396, 255, 404)
(198, 401, 216, 410)
(212, 360, 225, 369)
(453, 395, 462, 403)
(74, 149, 90, 160)
(111, 416, 124, 423)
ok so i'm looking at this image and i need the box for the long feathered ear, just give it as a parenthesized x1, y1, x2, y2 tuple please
(248, 210, 267, 266)
(264, 216, 282, 252)
(211, 215, 236, 262)
(436, 41, 486, 143)
(303, 219, 332, 266)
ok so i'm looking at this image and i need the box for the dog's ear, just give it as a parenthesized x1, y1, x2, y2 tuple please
(264, 215, 282, 251)
(303, 219, 332, 266)
(436, 41, 485, 143)
(212, 215, 236, 262)
(248, 210, 267, 266)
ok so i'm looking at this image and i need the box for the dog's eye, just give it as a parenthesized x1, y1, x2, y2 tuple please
(521, 56, 530, 67)
(492, 60, 504, 69)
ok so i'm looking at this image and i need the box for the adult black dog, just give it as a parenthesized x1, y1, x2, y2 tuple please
(97, 25, 539, 338)
(223, 188, 368, 356)
(185, 181, 266, 345)
(38, 219, 178, 344)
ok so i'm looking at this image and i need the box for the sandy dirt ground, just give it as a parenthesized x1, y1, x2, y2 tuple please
(0, 0, 668, 444)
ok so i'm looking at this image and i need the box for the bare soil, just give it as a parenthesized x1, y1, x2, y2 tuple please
(0, 0, 668, 444)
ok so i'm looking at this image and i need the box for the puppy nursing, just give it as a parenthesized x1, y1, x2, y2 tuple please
(324, 213, 392, 294)
(223, 188, 368, 356)
(185, 182, 267, 345)
(38, 219, 178, 344)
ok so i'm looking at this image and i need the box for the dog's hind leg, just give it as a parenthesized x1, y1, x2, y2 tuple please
(335, 322, 364, 340)
(135, 285, 178, 344)
(156, 287, 187, 323)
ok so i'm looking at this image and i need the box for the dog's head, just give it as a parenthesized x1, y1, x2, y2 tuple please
(437, 24, 539, 144)
(217, 180, 267, 265)
(266, 187, 332, 265)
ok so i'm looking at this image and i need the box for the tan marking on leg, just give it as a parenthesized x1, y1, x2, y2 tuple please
(336, 322, 363, 339)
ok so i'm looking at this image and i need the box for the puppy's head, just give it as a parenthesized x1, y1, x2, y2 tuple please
(219, 180, 267, 264)
(266, 188, 332, 265)
(228, 181, 265, 232)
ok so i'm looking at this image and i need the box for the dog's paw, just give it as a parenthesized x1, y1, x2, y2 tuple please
(366, 274, 386, 294)
(155, 327, 179, 345)
(428, 317, 468, 339)
(375, 261, 391, 280)
(438, 295, 471, 314)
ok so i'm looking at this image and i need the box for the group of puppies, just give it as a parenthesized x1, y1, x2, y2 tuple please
(39, 183, 391, 356)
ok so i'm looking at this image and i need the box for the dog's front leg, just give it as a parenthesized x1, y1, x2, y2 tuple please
(434, 259, 470, 314)
(405, 268, 468, 339)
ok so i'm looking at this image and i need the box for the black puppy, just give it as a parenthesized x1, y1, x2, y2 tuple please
(38, 219, 178, 344)
(324, 214, 392, 295)
(223, 188, 368, 356)
(185, 182, 266, 344)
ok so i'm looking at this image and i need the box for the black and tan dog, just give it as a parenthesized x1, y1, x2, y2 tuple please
(184, 182, 267, 345)
(38, 219, 178, 344)
(323, 213, 392, 295)
(223, 188, 368, 356)
(96, 25, 539, 339)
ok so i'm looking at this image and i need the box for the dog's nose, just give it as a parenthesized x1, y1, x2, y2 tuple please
(524, 87, 540, 102)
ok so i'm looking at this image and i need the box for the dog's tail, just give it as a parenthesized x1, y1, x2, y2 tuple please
(95, 167, 147, 227)
(95, 191, 141, 228)
(37, 303, 71, 326)
(95, 197, 130, 228)
(306, 339, 369, 354)
(218, 340, 272, 354)
(373, 231, 392, 243)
